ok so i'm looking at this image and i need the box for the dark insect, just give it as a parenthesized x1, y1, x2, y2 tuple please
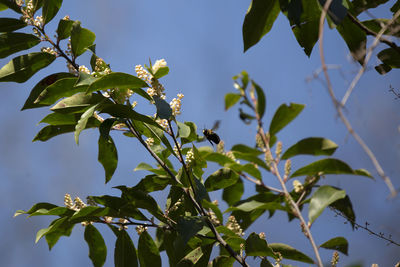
(203, 129, 220, 146)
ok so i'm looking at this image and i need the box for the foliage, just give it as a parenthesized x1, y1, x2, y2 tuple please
(1, 0, 397, 266)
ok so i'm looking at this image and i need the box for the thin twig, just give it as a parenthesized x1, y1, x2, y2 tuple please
(248, 91, 323, 267)
(330, 207, 400, 247)
(347, 13, 400, 55)
(341, 9, 400, 107)
(318, 0, 397, 197)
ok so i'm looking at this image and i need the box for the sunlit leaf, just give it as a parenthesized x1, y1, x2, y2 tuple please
(268, 243, 313, 263)
(56, 18, 74, 40)
(98, 135, 118, 183)
(204, 168, 239, 191)
(242, 0, 280, 52)
(282, 137, 338, 159)
(0, 52, 56, 83)
(224, 93, 241, 111)
(269, 103, 304, 136)
(75, 104, 99, 144)
(320, 236, 348, 255)
(43, 0, 62, 25)
(309, 185, 346, 224)
(71, 21, 96, 57)
(245, 232, 275, 257)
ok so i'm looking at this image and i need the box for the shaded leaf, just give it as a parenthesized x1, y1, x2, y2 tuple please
(84, 224, 107, 267)
(153, 66, 169, 79)
(40, 112, 99, 126)
(0, 18, 26, 32)
(0, 32, 37, 60)
(337, 16, 366, 64)
(154, 95, 172, 119)
(350, 0, 389, 15)
(138, 231, 161, 267)
(76, 71, 98, 86)
(22, 72, 74, 110)
(320, 236, 348, 255)
(269, 103, 304, 136)
(33, 125, 75, 142)
(0, 52, 56, 83)
(177, 247, 203, 266)
(99, 117, 119, 139)
(56, 18, 74, 40)
(43, 0, 62, 25)
(71, 21, 96, 57)
(252, 80, 266, 119)
(377, 48, 400, 68)
(309, 185, 346, 224)
(291, 158, 373, 178)
(362, 19, 400, 38)
(224, 93, 241, 110)
(204, 168, 239, 191)
(133, 174, 170, 192)
(115, 230, 138, 267)
(75, 104, 99, 144)
(231, 144, 263, 155)
(34, 77, 87, 105)
(223, 178, 244, 206)
(14, 202, 58, 217)
(245, 232, 275, 257)
(0, 0, 22, 13)
(98, 135, 118, 183)
(177, 121, 190, 138)
(330, 195, 356, 229)
(269, 243, 313, 263)
(243, 0, 280, 52)
(176, 216, 205, 244)
(282, 137, 338, 159)
(211, 256, 235, 267)
(51, 92, 107, 113)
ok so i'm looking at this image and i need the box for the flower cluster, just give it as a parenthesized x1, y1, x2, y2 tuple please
(185, 149, 195, 164)
(145, 137, 154, 146)
(226, 215, 244, 236)
(331, 251, 339, 267)
(119, 218, 129, 231)
(170, 93, 184, 116)
(78, 65, 91, 74)
(41, 47, 58, 56)
(226, 151, 240, 164)
(135, 65, 151, 83)
(64, 193, 87, 211)
(94, 58, 111, 74)
(156, 118, 169, 129)
(292, 179, 304, 193)
(275, 141, 282, 159)
(152, 59, 167, 73)
(135, 225, 148, 235)
(284, 159, 292, 177)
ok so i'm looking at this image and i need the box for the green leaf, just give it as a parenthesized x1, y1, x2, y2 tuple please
(202, 199, 223, 224)
(193, 173, 211, 203)
(269, 103, 304, 136)
(56, 18, 74, 40)
(231, 144, 263, 155)
(76, 71, 98, 86)
(291, 158, 373, 178)
(260, 258, 274, 267)
(241, 163, 262, 180)
(337, 16, 366, 64)
(391, 0, 400, 13)
(242, 0, 280, 52)
(98, 135, 118, 183)
(223, 178, 244, 206)
(115, 230, 138, 267)
(252, 80, 266, 119)
(232, 151, 269, 171)
(70, 21, 96, 57)
(377, 48, 400, 68)
(33, 125, 75, 141)
(153, 66, 169, 79)
(245, 232, 275, 257)
(309, 185, 346, 224)
(51, 92, 107, 113)
(99, 117, 119, 139)
(0, 18, 26, 32)
(138, 231, 161, 267)
(181, 121, 198, 144)
(211, 256, 235, 267)
(154, 95, 172, 119)
(22, 72, 74, 110)
(84, 224, 107, 267)
(86, 72, 150, 99)
(282, 137, 338, 159)
(42, 0, 62, 25)
(204, 168, 239, 191)
(35, 217, 74, 249)
(224, 93, 241, 111)
(330, 194, 356, 229)
(177, 121, 190, 138)
(75, 104, 99, 144)
(34, 77, 88, 106)
(176, 216, 205, 244)
(40, 112, 100, 126)
(350, 0, 389, 16)
(177, 246, 203, 266)
(0, 52, 56, 83)
(320, 236, 348, 255)
(0, 0, 22, 13)
(361, 19, 400, 38)
(268, 243, 314, 263)
(133, 174, 170, 192)
(318, 0, 348, 26)
(14, 202, 58, 217)
(375, 63, 392, 75)
(280, 0, 321, 56)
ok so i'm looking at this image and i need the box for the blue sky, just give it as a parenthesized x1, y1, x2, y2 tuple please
(1, 1, 399, 266)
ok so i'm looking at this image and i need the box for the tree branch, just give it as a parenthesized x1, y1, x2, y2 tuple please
(318, 0, 397, 197)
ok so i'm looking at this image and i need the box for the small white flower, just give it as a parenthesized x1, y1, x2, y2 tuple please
(152, 59, 167, 73)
